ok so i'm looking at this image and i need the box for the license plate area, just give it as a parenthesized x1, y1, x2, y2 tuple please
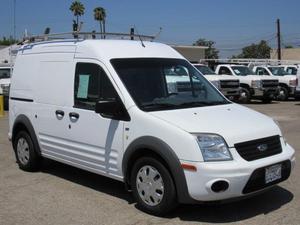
(265, 164, 282, 184)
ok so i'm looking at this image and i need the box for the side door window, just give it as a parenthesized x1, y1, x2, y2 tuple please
(219, 66, 232, 75)
(74, 63, 118, 110)
(256, 67, 269, 75)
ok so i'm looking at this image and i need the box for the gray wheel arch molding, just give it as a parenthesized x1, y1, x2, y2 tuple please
(122, 136, 197, 204)
(12, 114, 41, 156)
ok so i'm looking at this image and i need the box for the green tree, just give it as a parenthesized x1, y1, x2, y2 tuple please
(285, 45, 293, 49)
(94, 7, 107, 39)
(0, 36, 17, 46)
(193, 38, 219, 59)
(70, 1, 85, 29)
(234, 40, 271, 58)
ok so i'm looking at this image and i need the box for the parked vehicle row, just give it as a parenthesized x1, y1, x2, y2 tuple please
(189, 63, 299, 104)
(0, 66, 11, 110)
(9, 39, 295, 215)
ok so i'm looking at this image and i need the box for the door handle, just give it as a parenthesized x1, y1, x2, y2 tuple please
(69, 112, 80, 121)
(55, 110, 65, 120)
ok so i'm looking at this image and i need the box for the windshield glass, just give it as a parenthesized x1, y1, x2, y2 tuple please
(0, 69, 11, 79)
(231, 66, 254, 76)
(194, 65, 216, 75)
(111, 58, 230, 111)
(268, 67, 289, 76)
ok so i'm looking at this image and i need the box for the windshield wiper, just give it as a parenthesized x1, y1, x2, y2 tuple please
(141, 102, 178, 110)
(180, 101, 229, 107)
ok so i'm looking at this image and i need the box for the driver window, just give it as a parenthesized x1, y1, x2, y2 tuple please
(74, 63, 118, 110)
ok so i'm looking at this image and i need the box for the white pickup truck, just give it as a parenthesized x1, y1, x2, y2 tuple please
(253, 66, 297, 101)
(193, 64, 240, 100)
(215, 64, 279, 103)
(0, 67, 11, 110)
(295, 70, 300, 100)
(279, 65, 298, 75)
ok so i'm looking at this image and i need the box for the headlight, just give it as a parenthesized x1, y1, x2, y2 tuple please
(289, 79, 297, 87)
(210, 80, 221, 90)
(273, 119, 287, 145)
(251, 80, 262, 88)
(194, 134, 232, 161)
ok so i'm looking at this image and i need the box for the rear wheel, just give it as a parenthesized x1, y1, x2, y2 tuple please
(13, 131, 41, 171)
(131, 157, 177, 216)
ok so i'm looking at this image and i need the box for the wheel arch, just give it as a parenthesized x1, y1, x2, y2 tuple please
(12, 114, 41, 156)
(122, 136, 195, 204)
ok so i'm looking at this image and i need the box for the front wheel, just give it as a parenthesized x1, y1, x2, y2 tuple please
(130, 157, 177, 216)
(277, 87, 289, 101)
(239, 88, 251, 104)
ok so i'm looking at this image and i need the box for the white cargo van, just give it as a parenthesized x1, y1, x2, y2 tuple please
(9, 39, 295, 215)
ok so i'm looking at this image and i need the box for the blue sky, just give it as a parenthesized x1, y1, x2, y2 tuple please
(1, 0, 300, 57)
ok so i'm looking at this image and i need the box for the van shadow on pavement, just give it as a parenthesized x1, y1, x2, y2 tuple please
(40, 159, 134, 203)
(167, 185, 293, 223)
(40, 159, 293, 223)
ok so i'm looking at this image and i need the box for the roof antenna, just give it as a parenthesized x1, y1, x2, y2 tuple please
(134, 26, 145, 48)
(154, 27, 163, 40)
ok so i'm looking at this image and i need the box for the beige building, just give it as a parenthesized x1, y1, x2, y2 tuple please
(171, 45, 207, 62)
(270, 48, 300, 61)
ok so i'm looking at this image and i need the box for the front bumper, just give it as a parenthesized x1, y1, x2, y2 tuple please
(181, 143, 295, 202)
(289, 86, 296, 95)
(251, 87, 279, 98)
(295, 89, 300, 99)
(221, 88, 241, 97)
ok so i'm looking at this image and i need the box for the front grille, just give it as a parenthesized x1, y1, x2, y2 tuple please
(243, 160, 291, 194)
(220, 80, 240, 89)
(262, 79, 279, 88)
(234, 135, 282, 161)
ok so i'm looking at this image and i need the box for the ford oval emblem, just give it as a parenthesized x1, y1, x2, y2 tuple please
(257, 144, 268, 152)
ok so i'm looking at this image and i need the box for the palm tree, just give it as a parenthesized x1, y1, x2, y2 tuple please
(93, 7, 106, 39)
(70, 1, 85, 30)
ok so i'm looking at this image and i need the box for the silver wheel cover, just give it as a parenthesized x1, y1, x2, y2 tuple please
(17, 137, 30, 165)
(136, 165, 164, 206)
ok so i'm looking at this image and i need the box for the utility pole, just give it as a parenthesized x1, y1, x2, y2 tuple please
(276, 18, 281, 61)
(13, 0, 16, 40)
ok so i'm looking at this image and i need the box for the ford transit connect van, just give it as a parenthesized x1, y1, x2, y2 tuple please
(9, 39, 295, 215)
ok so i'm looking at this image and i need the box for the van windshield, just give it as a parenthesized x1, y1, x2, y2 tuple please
(111, 58, 230, 111)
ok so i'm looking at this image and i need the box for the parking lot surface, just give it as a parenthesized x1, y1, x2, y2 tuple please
(0, 101, 299, 225)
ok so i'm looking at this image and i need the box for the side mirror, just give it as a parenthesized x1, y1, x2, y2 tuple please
(95, 99, 130, 121)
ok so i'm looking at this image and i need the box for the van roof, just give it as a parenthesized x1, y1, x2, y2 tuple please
(18, 39, 184, 61)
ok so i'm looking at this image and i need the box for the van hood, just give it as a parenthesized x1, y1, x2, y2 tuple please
(149, 103, 281, 147)
(204, 74, 239, 81)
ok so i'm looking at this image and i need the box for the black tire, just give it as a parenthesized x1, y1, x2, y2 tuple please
(239, 88, 251, 104)
(130, 157, 177, 216)
(13, 131, 41, 171)
(262, 97, 272, 104)
(277, 86, 289, 101)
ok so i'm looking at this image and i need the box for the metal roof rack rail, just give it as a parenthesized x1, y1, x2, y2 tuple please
(21, 31, 156, 44)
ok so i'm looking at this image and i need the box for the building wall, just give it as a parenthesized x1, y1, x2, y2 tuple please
(171, 46, 207, 62)
(271, 48, 300, 61)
